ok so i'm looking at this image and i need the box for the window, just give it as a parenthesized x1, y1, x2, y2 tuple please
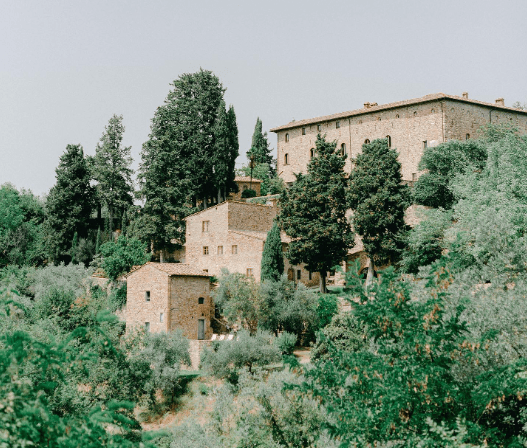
(203, 246, 209, 255)
(284, 153, 289, 165)
(414, 111, 417, 116)
(431, 108, 435, 113)
(423, 140, 428, 149)
(285, 133, 289, 142)
(202, 220, 209, 232)
(377, 117, 381, 121)
(217, 245, 223, 255)
(297, 270, 301, 280)
(302, 127, 306, 135)
(246, 268, 254, 277)
(386, 135, 391, 148)
(145, 322, 150, 332)
(145, 291, 150, 302)
(364, 139, 370, 144)
(232, 245, 238, 254)
(198, 297, 205, 304)
(317, 124, 321, 131)
(412, 173, 417, 182)
(160, 313, 164, 323)
(340, 143, 347, 155)
(466, 133, 470, 140)
(395, 114, 399, 119)
(310, 148, 315, 159)
(308, 271, 312, 280)
(336, 121, 340, 129)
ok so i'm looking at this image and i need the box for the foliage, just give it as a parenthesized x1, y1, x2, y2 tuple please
(241, 188, 257, 198)
(413, 139, 487, 209)
(108, 282, 127, 312)
(260, 222, 284, 282)
(212, 270, 262, 333)
(30, 262, 93, 302)
(348, 137, 411, 268)
(276, 331, 297, 355)
(43, 144, 95, 263)
(246, 117, 275, 174)
(99, 236, 151, 281)
(138, 330, 191, 406)
(0, 183, 46, 267)
(239, 162, 285, 196)
(279, 134, 354, 292)
(316, 293, 339, 329)
(90, 114, 134, 232)
(201, 330, 281, 380)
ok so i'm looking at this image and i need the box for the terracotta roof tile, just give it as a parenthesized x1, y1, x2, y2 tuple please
(235, 176, 263, 183)
(127, 262, 210, 278)
(270, 93, 527, 132)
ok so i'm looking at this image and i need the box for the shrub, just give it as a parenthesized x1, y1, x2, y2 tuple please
(100, 236, 151, 281)
(276, 331, 297, 355)
(241, 188, 257, 198)
(316, 293, 339, 329)
(108, 282, 127, 312)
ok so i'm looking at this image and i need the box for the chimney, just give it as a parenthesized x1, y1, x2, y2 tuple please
(462, 92, 469, 99)
(495, 98, 505, 106)
(364, 102, 371, 109)
(370, 102, 378, 107)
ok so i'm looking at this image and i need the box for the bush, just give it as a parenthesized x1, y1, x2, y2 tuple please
(100, 236, 151, 281)
(108, 282, 127, 312)
(276, 331, 297, 355)
(316, 294, 339, 329)
(241, 188, 257, 198)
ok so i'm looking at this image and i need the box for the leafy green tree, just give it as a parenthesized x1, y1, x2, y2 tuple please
(43, 144, 94, 263)
(260, 222, 284, 282)
(0, 184, 46, 267)
(348, 138, 410, 271)
(90, 114, 134, 232)
(279, 134, 354, 292)
(413, 139, 487, 209)
(99, 236, 151, 281)
(246, 117, 274, 172)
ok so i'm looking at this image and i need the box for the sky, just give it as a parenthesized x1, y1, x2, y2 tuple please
(1, 0, 526, 196)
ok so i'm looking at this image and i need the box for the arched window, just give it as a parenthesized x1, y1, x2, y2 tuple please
(310, 148, 315, 159)
(364, 139, 370, 144)
(198, 297, 205, 305)
(395, 114, 400, 119)
(285, 133, 289, 142)
(284, 153, 289, 165)
(302, 127, 306, 135)
(340, 143, 347, 155)
(377, 117, 381, 121)
(413, 111, 417, 117)
(386, 135, 391, 148)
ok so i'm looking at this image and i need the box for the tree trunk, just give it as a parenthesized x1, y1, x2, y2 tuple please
(217, 188, 222, 204)
(319, 271, 327, 293)
(159, 249, 165, 263)
(203, 196, 208, 209)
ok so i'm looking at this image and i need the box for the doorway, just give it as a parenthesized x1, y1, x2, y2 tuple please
(198, 319, 205, 340)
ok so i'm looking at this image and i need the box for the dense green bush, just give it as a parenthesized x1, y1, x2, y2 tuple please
(316, 293, 339, 329)
(99, 236, 151, 280)
(276, 331, 297, 355)
(241, 188, 257, 198)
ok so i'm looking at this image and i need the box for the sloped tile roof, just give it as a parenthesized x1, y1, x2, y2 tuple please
(127, 262, 210, 278)
(235, 176, 263, 183)
(270, 93, 527, 132)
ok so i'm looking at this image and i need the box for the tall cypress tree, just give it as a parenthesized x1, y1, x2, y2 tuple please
(348, 138, 411, 270)
(43, 144, 94, 263)
(261, 222, 284, 282)
(278, 135, 354, 293)
(247, 117, 274, 174)
(91, 114, 134, 233)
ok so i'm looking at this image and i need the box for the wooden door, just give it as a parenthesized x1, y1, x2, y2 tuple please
(198, 319, 205, 340)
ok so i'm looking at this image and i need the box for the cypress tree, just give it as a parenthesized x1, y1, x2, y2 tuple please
(95, 227, 102, 254)
(261, 222, 284, 282)
(278, 134, 354, 293)
(247, 117, 274, 174)
(71, 232, 78, 264)
(348, 138, 411, 271)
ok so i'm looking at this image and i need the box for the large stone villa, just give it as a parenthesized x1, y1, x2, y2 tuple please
(124, 92, 527, 338)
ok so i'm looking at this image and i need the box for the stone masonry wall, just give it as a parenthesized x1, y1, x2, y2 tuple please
(227, 201, 277, 232)
(170, 276, 212, 340)
(126, 264, 169, 333)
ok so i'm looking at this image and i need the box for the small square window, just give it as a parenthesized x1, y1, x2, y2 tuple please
(218, 245, 223, 255)
(423, 140, 428, 149)
(202, 221, 209, 232)
(145, 291, 150, 302)
(285, 133, 289, 142)
(317, 124, 321, 131)
(412, 173, 417, 181)
(297, 269, 301, 280)
(246, 268, 254, 277)
(232, 245, 238, 254)
(145, 322, 150, 332)
(160, 313, 164, 323)
(198, 297, 205, 304)
(302, 127, 306, 135)
(466, 133, 470, 140)
(336, 121, 340, 129)
(203, 246, 209, 255)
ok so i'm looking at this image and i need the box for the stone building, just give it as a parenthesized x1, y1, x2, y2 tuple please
(184, 200, 319, 286)
(125, 262, 213, 340)
(229, 176, 263, 200)
(271, 92, 527, 185)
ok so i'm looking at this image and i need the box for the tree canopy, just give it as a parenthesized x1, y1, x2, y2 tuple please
(260, 222, 284, 282)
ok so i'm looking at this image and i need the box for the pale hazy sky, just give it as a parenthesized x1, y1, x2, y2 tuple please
(1, 0, 526, 196)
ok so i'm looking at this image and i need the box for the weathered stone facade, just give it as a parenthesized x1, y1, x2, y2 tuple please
(272, 93, 527, 184)
(184, 201, 319, 286)
(125, 262, 212, 340)
(229, 176, 262, 201)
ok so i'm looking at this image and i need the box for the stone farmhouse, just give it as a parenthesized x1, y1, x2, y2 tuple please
(184, 200, 319, 286)
(229, 176, 262, 201)
(271, 92, 527, 185)
(125, 262, 213, 340)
